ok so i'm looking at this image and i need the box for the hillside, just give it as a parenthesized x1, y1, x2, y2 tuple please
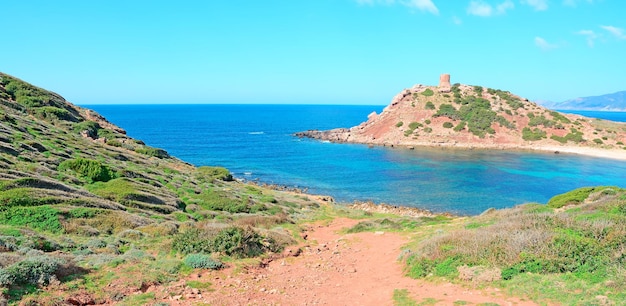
(542, 90, 626, 111)
(297, 75, 626, 159)
(0, 72, 327, 304)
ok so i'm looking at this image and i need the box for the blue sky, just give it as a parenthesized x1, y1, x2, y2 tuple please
(2, 0, 625, 105)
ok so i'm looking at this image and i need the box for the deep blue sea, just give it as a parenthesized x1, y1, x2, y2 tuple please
(86, 105, 626, 215)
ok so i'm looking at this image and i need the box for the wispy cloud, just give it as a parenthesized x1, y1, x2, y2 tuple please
(535, 36, 559, 50)
(467, 0, 514, 17)
(563, 0, 595, 7)
(576, 29, 597, 47)
(521, 0, 548, 11)
(452, 16, 463, 25)
(601, 25, 626, 40)
(355, 0, 439, 15)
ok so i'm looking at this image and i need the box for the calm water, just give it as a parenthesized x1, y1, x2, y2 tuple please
(87, 105, 626, 215)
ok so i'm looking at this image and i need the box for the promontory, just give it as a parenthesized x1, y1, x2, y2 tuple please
(296, 74, 626, 160)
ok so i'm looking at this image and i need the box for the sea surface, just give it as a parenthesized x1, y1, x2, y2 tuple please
(87, 105, 626, 215)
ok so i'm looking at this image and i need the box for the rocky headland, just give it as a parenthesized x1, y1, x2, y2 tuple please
(296, 74, 626, 160)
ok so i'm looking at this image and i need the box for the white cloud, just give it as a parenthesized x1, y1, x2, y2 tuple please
(576, 29, 597, 47)
(354, 0, 439, 15)
(402, 0, 439, 15)
(563, 0, 595, 7)
(601, 25, 626, 40)
(496, 0, 515, 14)
(467, 0, 513, 17)
(452, 16, 463, 25)
(535, 36, 559, 50)
(521, 0, 548, 11)
(467, 1, 493, 16)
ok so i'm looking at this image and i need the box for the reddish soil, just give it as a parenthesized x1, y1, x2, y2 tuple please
(151, 218, 540, 305)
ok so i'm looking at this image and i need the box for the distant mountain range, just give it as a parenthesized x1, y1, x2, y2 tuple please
(541, 91, 626, 111)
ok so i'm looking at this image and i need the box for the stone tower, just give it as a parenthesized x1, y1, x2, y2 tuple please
(438, 74, 451, 93)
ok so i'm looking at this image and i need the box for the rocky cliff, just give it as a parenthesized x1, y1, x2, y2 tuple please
(297, 76, 626, 159)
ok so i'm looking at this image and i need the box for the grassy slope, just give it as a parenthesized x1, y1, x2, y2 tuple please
(1, 72, 625, 305)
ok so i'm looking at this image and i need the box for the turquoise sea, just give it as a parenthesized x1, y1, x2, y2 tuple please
(87, 105, 626, 215)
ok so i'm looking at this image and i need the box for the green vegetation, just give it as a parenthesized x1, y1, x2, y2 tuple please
(442, 122, 453, 129)
(421, 88, 434, 97)
(58, 158, 117, 182)
(396, 121, 404, 127)
(135, 146, 170, 158)
(183, 254, 223, 269)
(550, 129, 584, 144)
(522, 127, 547, 141)
(547, 186, 622, 208)
(404, 188, 626, 304)
(425, 101, 435, 110)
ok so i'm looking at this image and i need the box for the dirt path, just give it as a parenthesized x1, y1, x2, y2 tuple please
(156, 218, 538, 305)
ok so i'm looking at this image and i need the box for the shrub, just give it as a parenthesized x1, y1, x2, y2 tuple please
(395, 121, 403, 128)
(0, 206, 63, 233)
(408, 122, 421, 130)
(0, 255, 64, 287)
(183, 254, 223, 270)
(58, 158, 117, 183)
(421, 88, 434, 96)
(443, 122, 453, 128)
(593, 138, 603, 144)
(547, 186, 621, 208)
(73, 121, 100, 136)
(434, 104, 459, 120)
(453, 121, 466, 132)
(473, 86, 483, 95)
(172, 226, 271, 258)
(425, 102, 435, 110)
(195, 166, 233, 182)
(34, 106, 73, 121)
(522, 127, 546, 141)
(135, 146, 169, 158)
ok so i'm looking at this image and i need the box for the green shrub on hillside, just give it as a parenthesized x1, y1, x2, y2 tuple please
(443, 122, 453, 128)
(453, 121, 466, 132)
(195, 166, 233, 182)
(183, 253, 223, 270)
(73, 121, 101, 136)
(421, 89, 434, 97)
(172, 226, 274, 258)
(34, 106, 72, 121)
(550, 129, 584, 144)
(395, 121, 404, 128)
(434, 104, 459, 120)
(58, 158, 117, 183)
(135, 146, 170, 158)
(425, 102, 435, 110)
(522, 127, 546, 141)
(547, 186, 621, 208)
(0, 206, 63, 233)
(0, 255, 65, 287)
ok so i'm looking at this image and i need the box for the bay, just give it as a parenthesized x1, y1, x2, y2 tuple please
(87, 104, 626, 215)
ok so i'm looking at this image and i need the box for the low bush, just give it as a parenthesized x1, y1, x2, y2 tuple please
(547, 186, 621, 208)
(421, 88, 434, 96)
(172, 226, 273, 258)
(0, 255, 64, 287)
(58, 158, 117, 183)
(443, 122, 453, 129)
(522, 127, 546, 141)
(0, 205, 63, 233)
(395, 121, 403, 128)
(425, 102, 435, 110)
(195, 166, 233, 182)
(183, 254, 223, 270)
(135, 146, 169, 158)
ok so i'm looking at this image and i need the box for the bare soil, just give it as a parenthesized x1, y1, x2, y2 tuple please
(149, 218, 540, 305)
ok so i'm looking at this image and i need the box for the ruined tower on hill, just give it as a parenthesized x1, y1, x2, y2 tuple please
(438, 74, 451, 93)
